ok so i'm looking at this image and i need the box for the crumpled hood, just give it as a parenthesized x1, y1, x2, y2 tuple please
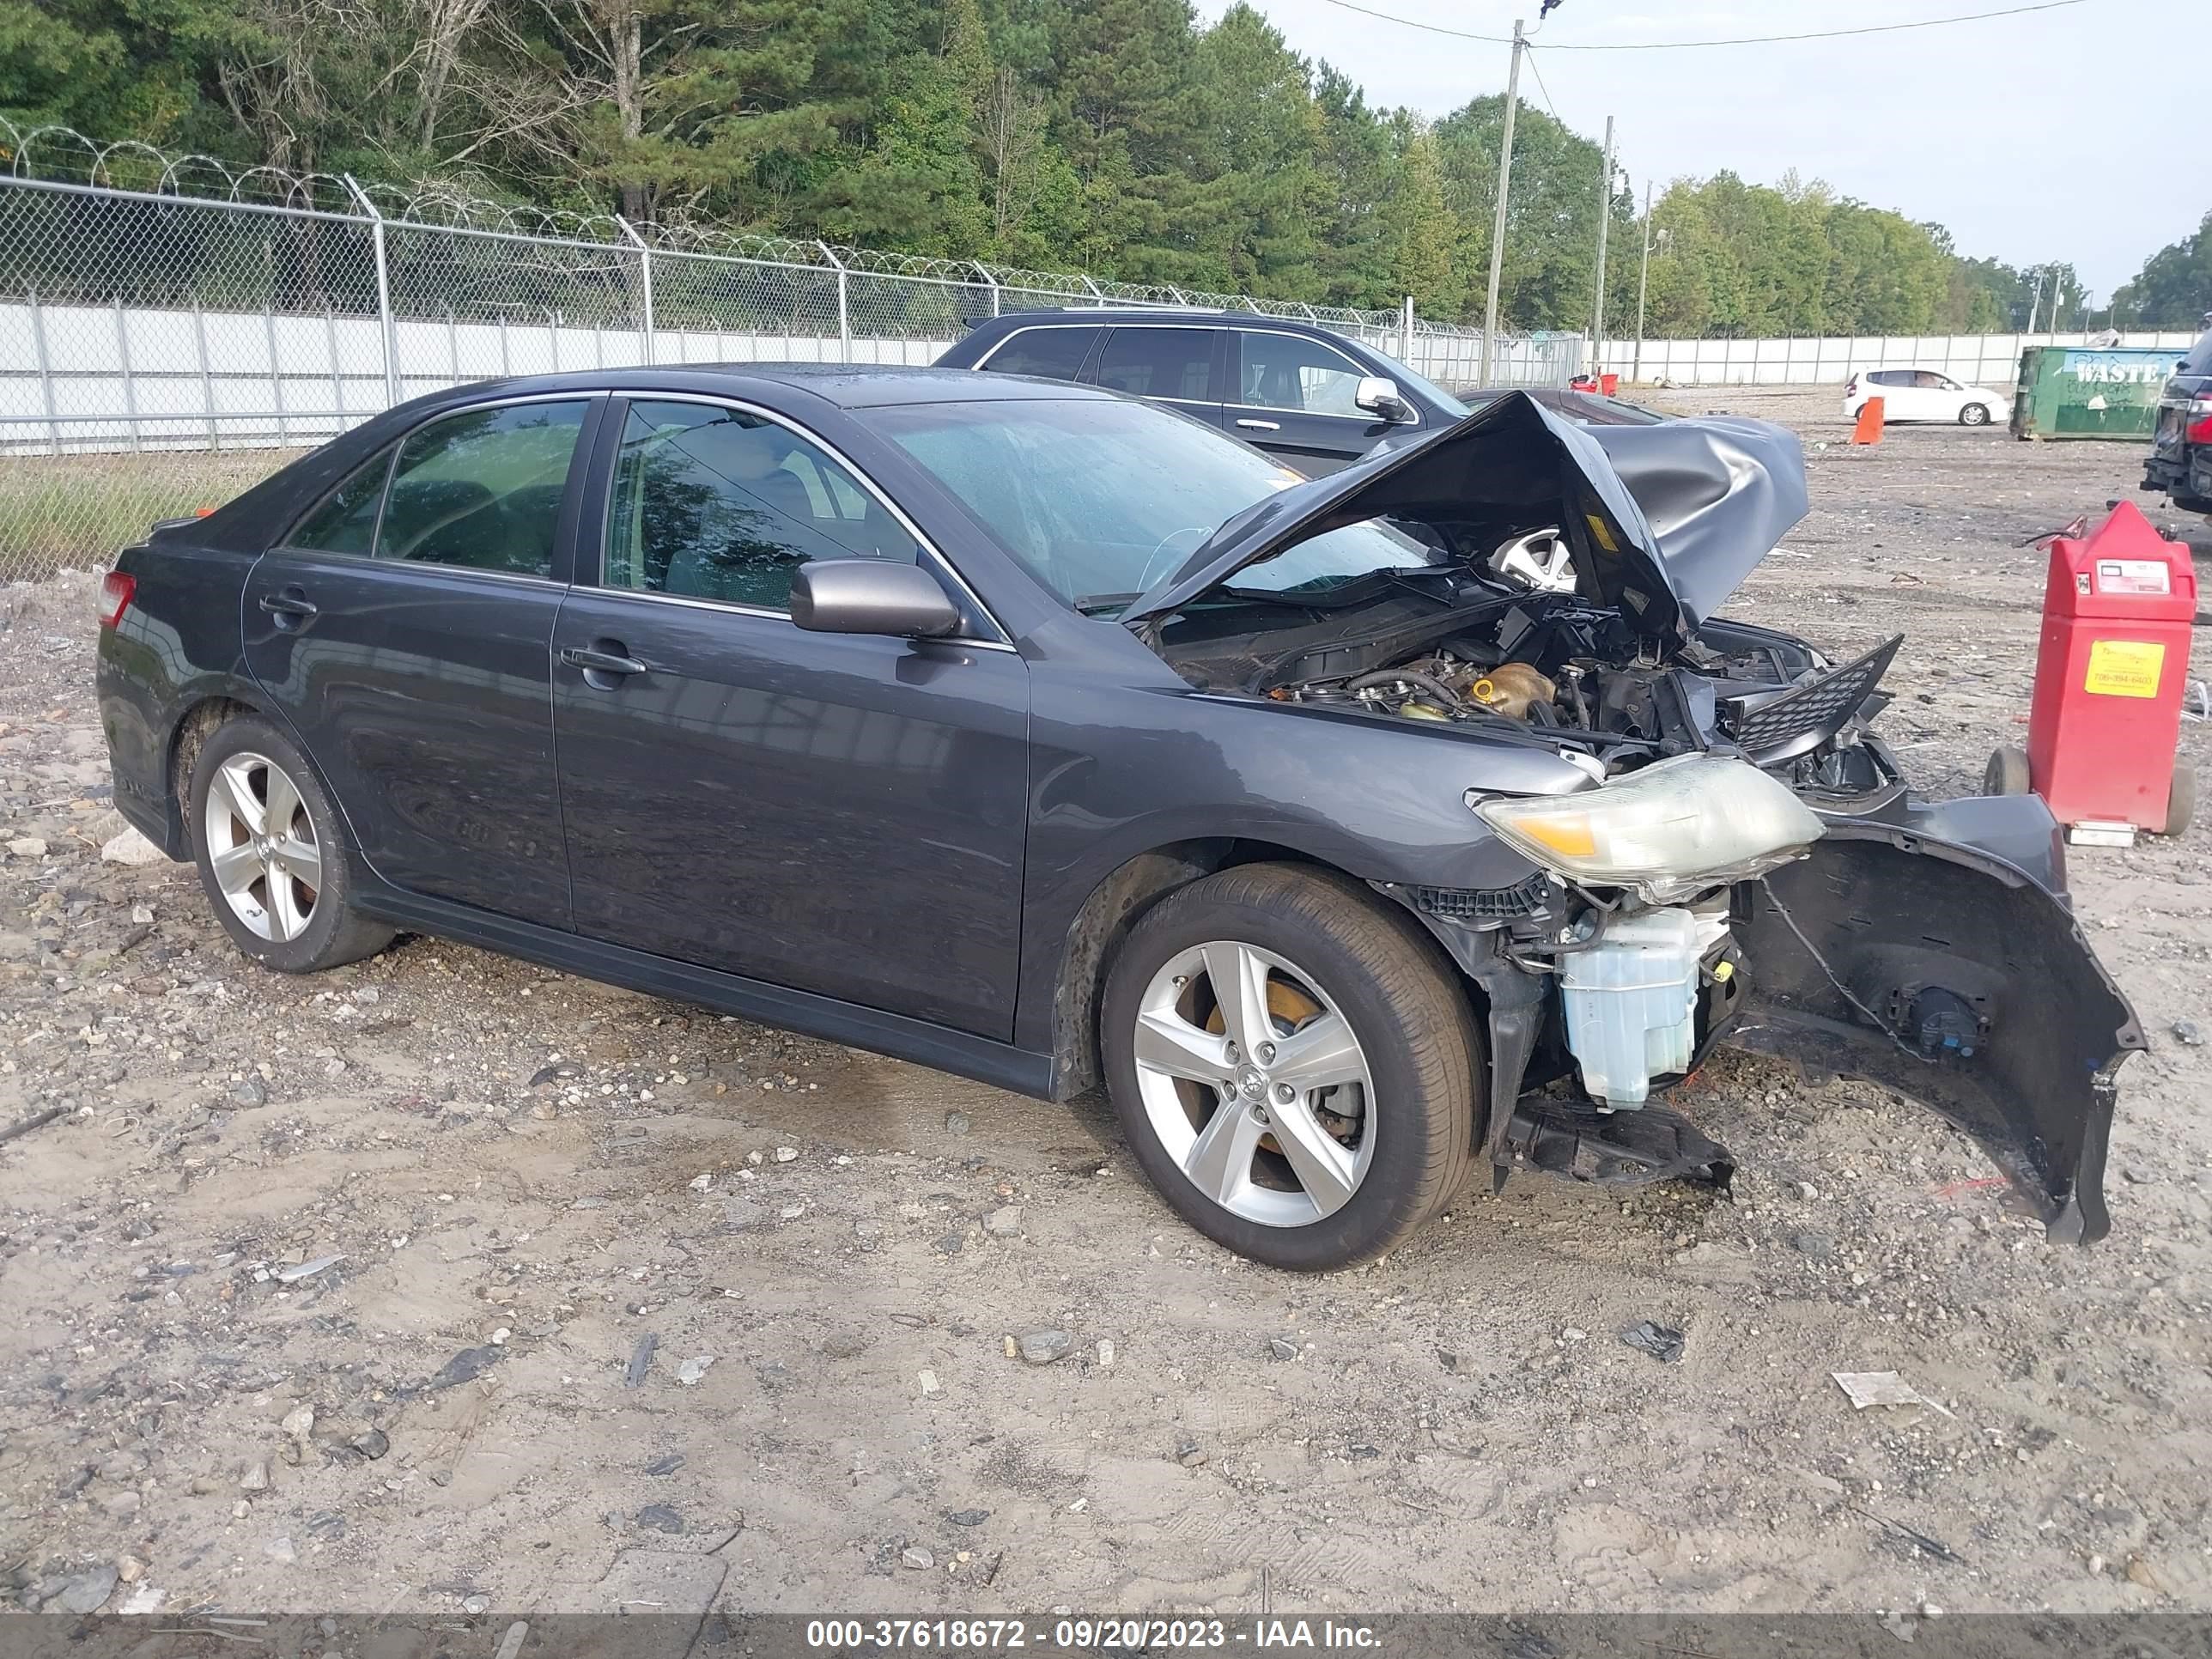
(1120, 392, 1808, 641)
(1582, 414, 1808, 628)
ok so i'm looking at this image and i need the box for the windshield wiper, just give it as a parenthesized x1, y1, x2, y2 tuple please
(1086, 587, 1329, 616)
(1073, 592, 1139, 617)
(1217, 568, 1460, 611)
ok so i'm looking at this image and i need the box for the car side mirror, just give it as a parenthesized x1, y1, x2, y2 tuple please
(1355, 375, 1413, 422)
(789, 560, 962, 639)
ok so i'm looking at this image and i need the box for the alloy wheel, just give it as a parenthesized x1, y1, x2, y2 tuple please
(202, 750, 322, 942)
(1132, 939, 1376, 1227)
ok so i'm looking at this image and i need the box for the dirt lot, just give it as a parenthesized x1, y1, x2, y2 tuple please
(3, 394, 2210, 1623)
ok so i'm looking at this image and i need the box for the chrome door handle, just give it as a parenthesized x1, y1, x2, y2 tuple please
(1235, 418, 1282, 431)
(257, 590, 317, 627)
(560, 645, 649, 678)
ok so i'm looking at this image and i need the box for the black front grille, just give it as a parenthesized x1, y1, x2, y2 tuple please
(1412, 872, 1552, 921)
(1724, 635, 1902, 761)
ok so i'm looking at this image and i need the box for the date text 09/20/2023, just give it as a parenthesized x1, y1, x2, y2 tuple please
(804, 1617, 1381, 1649)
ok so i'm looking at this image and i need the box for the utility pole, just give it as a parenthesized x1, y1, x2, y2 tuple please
(2026, 265, 2045, 335)
(1478, 18, 1524, 386)
(1589, 116, 1614, 376)
(1632, 179, 1653, 382)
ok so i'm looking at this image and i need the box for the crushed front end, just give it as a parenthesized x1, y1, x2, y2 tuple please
(1406, 781, 2141, 1243)
(1728, 818, 2140, 1241)
(1352, 629, 2144, 1243)
(1136, 392, 2144, 1238)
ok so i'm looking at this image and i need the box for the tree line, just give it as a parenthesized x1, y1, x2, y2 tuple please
(2112, 215, 2209, 331)
(7, 0, 2194, 336)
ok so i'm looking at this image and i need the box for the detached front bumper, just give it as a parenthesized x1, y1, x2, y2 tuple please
(1725, 804, 2142, 1242)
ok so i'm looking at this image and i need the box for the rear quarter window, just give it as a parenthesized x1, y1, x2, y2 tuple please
(289, 445, 396, 554)
(983, 326, 1099, 380)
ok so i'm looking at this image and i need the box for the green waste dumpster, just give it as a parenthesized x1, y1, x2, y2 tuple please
(2010, 345, 2177, 441)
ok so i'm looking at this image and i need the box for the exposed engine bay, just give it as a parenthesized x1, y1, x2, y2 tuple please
(1125, 394, 2142, 1244)
(1163, 548, 1907, 803)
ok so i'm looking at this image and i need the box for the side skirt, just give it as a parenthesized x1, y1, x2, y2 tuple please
(352, 881, 1059, 1103)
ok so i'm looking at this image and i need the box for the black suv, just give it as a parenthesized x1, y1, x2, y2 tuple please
(2143, 317, 2212, 519)
(936, 307, 1472, 476)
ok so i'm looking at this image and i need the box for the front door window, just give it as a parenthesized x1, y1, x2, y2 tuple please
(1237, 332, 1370, 417)
(603, 400, 918, 609)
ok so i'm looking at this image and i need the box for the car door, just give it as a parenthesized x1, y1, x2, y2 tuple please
(1917, 370, 1962, 420)
(241, 394, 598, 925)
(1226, 329, 1404, 475)
(550, 394, 1030, 1039)
(1086, 325, 1227, 434)
(1892, 369, 1942, 421)
(1865, 369, 1918, 420)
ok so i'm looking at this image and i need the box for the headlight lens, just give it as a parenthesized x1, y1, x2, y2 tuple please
(1471, 753, 1825, 902)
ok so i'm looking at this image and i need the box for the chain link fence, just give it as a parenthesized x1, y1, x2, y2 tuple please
(0, 123, 1577, 580)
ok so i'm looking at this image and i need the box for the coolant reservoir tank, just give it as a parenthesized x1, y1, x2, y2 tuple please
(1558, 905, 1728, 1107)
(1470, 662, 1555, 720)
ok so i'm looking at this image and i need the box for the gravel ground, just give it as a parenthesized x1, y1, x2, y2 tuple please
(3, 395, 2210, 1622)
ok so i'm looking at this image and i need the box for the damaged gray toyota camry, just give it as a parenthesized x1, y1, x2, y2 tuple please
(96, 367, 2142, 1271)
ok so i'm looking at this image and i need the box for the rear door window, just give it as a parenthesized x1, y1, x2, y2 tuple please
(1092, 328, 1221, 403)
(377, 400, 589, 577)
(983, 325, 1100, 380)
(1870, 370, 1911, 387)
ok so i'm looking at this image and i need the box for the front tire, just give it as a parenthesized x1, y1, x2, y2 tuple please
(1960, 403, 1990, 427)
(1100, 864, 1480, 1271)
(187, 714, 396, 973)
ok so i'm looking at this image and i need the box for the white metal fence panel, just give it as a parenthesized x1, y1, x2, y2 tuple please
(0, 124, 1565, 577)
(1602, 330, 2200, 388)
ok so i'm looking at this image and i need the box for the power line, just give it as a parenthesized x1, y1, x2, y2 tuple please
(1313, 0, 2088, 51)
(1522, 45, 1564, 123)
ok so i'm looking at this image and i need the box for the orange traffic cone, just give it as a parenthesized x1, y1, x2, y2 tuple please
(1851, 396, 1886, 446)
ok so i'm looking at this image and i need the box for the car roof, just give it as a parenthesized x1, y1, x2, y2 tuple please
(386, 362, 1123, 414)
(974, 307, 1356, 336)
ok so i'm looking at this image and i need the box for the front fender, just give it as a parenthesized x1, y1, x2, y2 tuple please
(1726, 820, 2143, 1243)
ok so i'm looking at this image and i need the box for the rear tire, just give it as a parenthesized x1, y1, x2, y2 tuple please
(187, 714, 396, 974)
(1100, 864, 1480, 1271)
(1984, 744, 2032, 796)
(1960, 403, 1990, 427)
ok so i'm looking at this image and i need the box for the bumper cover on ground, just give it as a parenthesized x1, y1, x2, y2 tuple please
(1725, 814, 2142, 1243)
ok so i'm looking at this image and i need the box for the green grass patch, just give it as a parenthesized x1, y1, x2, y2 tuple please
(0, 448, 304, 578)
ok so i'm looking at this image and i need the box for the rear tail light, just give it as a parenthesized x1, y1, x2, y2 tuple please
(99, 570, 135, 629)
(2187, 392, 2212, 445)
(1845, 375, 1858, 396)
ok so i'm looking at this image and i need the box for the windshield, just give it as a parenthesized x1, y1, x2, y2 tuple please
(1382, 359, 1471, 419)
(861, 397, 1448, 614)
(1583, 394, 1666, 425)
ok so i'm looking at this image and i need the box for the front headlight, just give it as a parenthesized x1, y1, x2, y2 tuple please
(1471, 753, 1825, 903)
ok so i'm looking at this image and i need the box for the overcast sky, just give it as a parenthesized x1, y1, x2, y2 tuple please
(1197, 0, 2188, 301)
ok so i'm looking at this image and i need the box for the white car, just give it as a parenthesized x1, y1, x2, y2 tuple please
(1844, 368, 2009, 427)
